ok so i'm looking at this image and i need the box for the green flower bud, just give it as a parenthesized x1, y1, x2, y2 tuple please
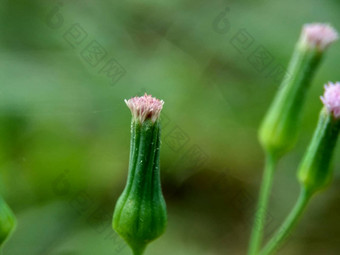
(259, 24, 338, 158)
(0, 197, 16, 247)
(298, 82, 340, 194)
(113, 94, 167, 255)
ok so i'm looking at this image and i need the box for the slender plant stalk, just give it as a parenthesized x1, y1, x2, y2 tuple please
(133, 248, 145, 255)
(250, 24, 338, 255)
(248, 153, 277, 255)
(259, 188, 311, 255)
(260, 83, 340, 255)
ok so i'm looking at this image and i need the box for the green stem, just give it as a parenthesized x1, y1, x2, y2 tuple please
(259, 188, 312, 255)
(133, 250, 144, 255)
(131, 241, 146, 255)
(248, 153, 278, 255)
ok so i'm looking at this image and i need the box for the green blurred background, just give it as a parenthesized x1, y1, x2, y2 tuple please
(0, 0, 339, 254)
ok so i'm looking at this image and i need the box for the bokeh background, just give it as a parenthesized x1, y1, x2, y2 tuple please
(0, 0, 339, 254)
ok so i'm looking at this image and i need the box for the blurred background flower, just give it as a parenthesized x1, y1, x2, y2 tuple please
(0, 0, 339, 254)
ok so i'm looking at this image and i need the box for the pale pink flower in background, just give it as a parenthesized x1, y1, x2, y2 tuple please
(321, 82, 340, 119)
(125, 94, 164, 123)
(300, 23, 338, 50)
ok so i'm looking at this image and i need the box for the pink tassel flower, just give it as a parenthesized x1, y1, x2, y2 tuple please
(125, 94, 164, 123)
(301, 23, 338, 51)
(321, 82, 340, 118)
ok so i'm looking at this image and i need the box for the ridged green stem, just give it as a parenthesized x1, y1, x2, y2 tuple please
(298, 108, 340, 193)
(259, 43, 322, 157)
(113, 119, 167, 255)
(248, 153, 277, 255)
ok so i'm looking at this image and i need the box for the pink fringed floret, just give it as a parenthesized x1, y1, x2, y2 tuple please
(302, 23, 338, 50)
(125, 94, 164, 123)
(321, 82, 340, 119)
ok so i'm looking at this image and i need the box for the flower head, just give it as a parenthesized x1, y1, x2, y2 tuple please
(125, 93, 164, 123)
(321, 82, 340, 119)
(300, 23, 338, 51)
(115, 94, 167, 255)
